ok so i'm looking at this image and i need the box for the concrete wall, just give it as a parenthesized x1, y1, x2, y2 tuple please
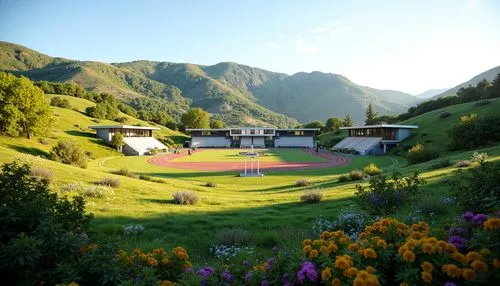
(191, 136, 231, 148)
(274, 137, 314, 148)
(397, 129, 411, 141)
(96, 129, 111, 143)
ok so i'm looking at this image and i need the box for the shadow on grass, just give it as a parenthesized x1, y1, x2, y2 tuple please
(7, 144, 50, 158)
(138, 198, 174, 204)
(65, 130, 94, 137)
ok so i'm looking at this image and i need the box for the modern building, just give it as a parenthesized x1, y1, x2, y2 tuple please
(187, 127, 320, 148)
(89, 125, 167, 155)
(333, 124, 418, 155)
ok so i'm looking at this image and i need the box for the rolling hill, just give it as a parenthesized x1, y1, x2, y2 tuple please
(1, 41, 422, 126)
(433, 65, 500, 99)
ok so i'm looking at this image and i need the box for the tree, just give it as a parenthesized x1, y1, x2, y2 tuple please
(111, 132, 124, 152)
(210, 119, 226, 129)
(343, 114, 354, 127)
(181, 107, 210, 129)
(365, 103, 378, 125)
(303, 120, 325, 130)
(0, 72, 52, 138)
(50, 139, 88, 168)
(325, 117, 343, 132)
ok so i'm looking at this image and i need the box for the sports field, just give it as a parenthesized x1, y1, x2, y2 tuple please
(171, 149, 327, 163)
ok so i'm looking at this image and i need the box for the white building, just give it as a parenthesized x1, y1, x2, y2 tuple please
(89, 125, 167, 155)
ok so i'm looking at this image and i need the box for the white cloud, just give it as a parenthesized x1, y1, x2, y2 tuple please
(293, 38, 320, 55)
(264, 42, 280, 50)
(465, 0, 479, 10)
(313, 20, 348, 37)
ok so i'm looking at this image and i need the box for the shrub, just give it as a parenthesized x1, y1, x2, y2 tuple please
(300, 189, 323, 203)
(50, 96, 70, 108)
(474, 99, 491, 106)
(355, 172, 425, 215)
(30, 166, 54, 182)
(38, 138, 50, 145)
(114, 167, 133, 177)
(217, 228, 252, 246)
(97, 177, 120, 188)
(471, 151, 488, 163)
(60, 182, 114, 198)
(114, 116, 128, 123)
(448, 114, 500, 150)
(349, 170, 363, 180)
(50, 139, 87, 168)
(295, 179, 312, 187)
(449, 160, 500, 212)
(414, 196, 449, 217)
(406, 143, 440, 164)
(205, 181, 217, 188)
(337, 175, 350, 183)
(431, 159, 451, 169)
(455, 160, 472, 168)
(439, 111, 451, 118)
(0, 162, 91, 285)
(123, 224, 145, 236)
(172, 191, 199, 205)
(149, 147, 160, 155)
(312, 208, 371, 238)
(160, 137, 175, 147)
(363, 163, 382, 175)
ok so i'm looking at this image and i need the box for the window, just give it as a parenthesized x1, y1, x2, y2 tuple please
(295, 131, 304, 136)
(201, 131, 211, 136)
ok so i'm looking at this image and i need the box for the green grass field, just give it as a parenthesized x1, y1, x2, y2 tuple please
(171, 149, 327, 163)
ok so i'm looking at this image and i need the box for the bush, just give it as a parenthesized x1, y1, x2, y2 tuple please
(431, 159, 451, 169)
(337, 175, 350, 183)
(414, 196, 449, 217)
(0, 162, 91, 285)
(439, 111, 451, 118)
(30, 166, 54, 182)
(114, 116, 128, 123)
(363, 163, 382, 175)
(217, 228, 252, 246)
(355, 172, 425, 215)
(205, 181, 217, 187)
(50, 96, 70, 108)
(159, 137, 175, 147)
(295, 179, 312, 187)
(312, 208, 371, 238)
(113, 168, 136, 178)
(448, 114, 500, 150)
(97, 177, 120, 188)
(474, 99, 491, 106)
(149, 147, 160, 155)
(60, 182, 114, 198)
(455, 160, 472, 168)
(172, 191, 199, 205)
(349, 170, 363, 180)
(449, 160, 500, 212)
(50, 139, 87, 168)
(300, 189, 323, 203)
(38, 138, 50, 145)
(406, 143, 440, 164)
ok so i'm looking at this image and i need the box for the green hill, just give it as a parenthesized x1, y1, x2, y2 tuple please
(433, 65, 500, 99)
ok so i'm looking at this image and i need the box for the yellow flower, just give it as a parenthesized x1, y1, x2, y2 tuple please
(471, 260, 488, 272)
(484, 218, 500, 230)
(442, 264, 462, 278)
(348, 243, 359, 251)
(421, 261, 433, 273)
(402, 250, 416, 262)
(421, 243, 433, 254)
(147, 257, 158, 267)
(321, 267, 332, 281)
(321, 231, 331, 239)
(343, 267, 358, 278)
(421, 271, 432, 283)
(362, 248, 377, 259)
(493, 258, 500, 268)
(359, 232, 367, 239)
(310, 249, 319, 258)
(465, 251, 482, 263)
(172, 247, 188, 260)
(303, 239, 312, 246)
(160, 281, 176, 286)
(462, 268, 475, 280)
(334, 255, 353, 269)
(303, 245, 312, 254)
(376, 239, 387, 249)
(479, 248, 491, 257)
(366, 266, 376, 274)
(353, 277, 365, 286)
(332, 278, 341, 286)
(327, 242, 338, 254)
(66, 282, 79, 286)
(161, 257, 169, 265)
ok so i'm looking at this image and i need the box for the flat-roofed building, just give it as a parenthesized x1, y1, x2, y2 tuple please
(334, 124, 418, 155)
(89, 125, 167, 155)
(187, 127, 319, 148)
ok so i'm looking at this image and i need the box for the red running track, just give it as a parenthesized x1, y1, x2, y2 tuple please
(148, 149, 351, 172)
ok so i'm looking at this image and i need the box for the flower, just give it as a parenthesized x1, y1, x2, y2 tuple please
(332, 278, 341, 286)
(335, 255, 353, 269)
(261, 280, 269, 286)
(310, 249, 319, 258)
(444, 282, 457, 286)
(471, 260, 488, 272)
(465, 251, 482, 263)
(244, 271, 253, 283)
(221, 270, 232, 283)
(197, 266, 215, 278)
(159, 281, 175, 286)
(402, 250, 416, 262)
(448, 235, 466, 249)
(442, 264, 462, 278)
(421, 261, 433, 273)
(484, 218, 500, 230)
(462, 268, 475, 280)
(321, 267, 332, 281)
(297, 261, 318, 283)
(343, 267, 358, 278)
(493, 258, 500, 268)
(147, 257, 158, 267)
(172, 247, 188, 260)
(462, 211, 474, 221)
(421, 271, 432, 283)
(473, 213, 487, 225)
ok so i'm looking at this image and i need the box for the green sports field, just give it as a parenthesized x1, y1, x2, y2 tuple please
(171, 148, 327, 163)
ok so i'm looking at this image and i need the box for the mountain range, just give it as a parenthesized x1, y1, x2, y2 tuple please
(0, 41, 497, 126)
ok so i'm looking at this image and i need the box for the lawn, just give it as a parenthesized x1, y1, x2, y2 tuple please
(172, 148, 327, 163)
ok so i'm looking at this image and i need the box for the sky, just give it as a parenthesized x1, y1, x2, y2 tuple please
(0, 0, 499, 95)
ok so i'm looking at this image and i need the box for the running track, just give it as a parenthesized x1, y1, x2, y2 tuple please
(148, 149, 351, 172)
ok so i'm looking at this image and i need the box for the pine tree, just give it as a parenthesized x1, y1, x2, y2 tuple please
(365, 104, 378, 125)
(343, 114, 354, 127)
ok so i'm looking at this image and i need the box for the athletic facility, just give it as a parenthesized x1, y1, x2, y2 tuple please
(187, 127, 319, 148)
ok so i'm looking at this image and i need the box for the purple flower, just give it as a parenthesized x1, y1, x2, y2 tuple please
(244, 271, 253, 283)
(266, 257, 276, 271)
(297, 270, 306, 284)
(297, 261, 318, 284)
(185, 267, 193, 273)
(282, 273, 290, 284)
(448, 227, 463, 236)
(444, 282, 457, 286)
(306, 268, 318, 281)
(242, 260, 250, 267)
(473, 214, 487, 225)
(462, 211, 474, 221)
(283, 283, 293, 286)
(272, 246, 279, 252)
(197, 266, 215, 278)
(448, 235, 466, 249)
(261, 280, 270, 286)
(221, 270, 232, 283)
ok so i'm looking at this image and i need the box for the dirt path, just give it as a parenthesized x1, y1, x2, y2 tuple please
(148, 149, 351, 172)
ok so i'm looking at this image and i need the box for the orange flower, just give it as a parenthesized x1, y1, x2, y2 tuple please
(343, 267, 358, 278)
(421, 243, 433, 254)
(160, 281, 176, 286)
(471, 260, 488, 272)
(303, 245, 312, 254)
(327, 242, 338, 254)
(493, 258, 500, 269)
(484, 218, 500, 230)
(161, 257, 169, 265)
(402, 250, 416, 262)
(421, 261, 433, 273)
(376, 239, 387, 249)
(348, 243, 359, 251)
(465, 251, 482, 264)
(319, 246, 328, 254)
(462, 268, 475, 280)
(310, 249, 319, 258)
(321, 267, 332, 281)
(362, 248, 377, 259)
(421, 271, 432, 283)
(442, 264, 463, 278)
(400, 283, 409, 286)
(366, 266, 376, 274)
(332, 278, 341, 286)
(335, 255, 353, 269)
(303, 239, 312, 246)
(147, 257, 158, 267)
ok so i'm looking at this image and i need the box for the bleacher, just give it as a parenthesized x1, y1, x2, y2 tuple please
(123, 137, 167, 155)
(333, 137, 382, 155)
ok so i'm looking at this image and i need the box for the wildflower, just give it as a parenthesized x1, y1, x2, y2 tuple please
(400, 283, 409, 286)
(462, 268, 475, 280)
(484, 218, 500, 230)
(67, 282, 79, 286)
(465, 251, 482, 263)
(261, 280, 270, 286)
(402, 250, 416, 262)
(321, 267, 332, 281)
(327, 242, 338, 253)
(297, 261, 318, 283)
(244, 271, 253, 283)
(366, 266, 376, 274)
(376, 239, 387, 249)
(470, 260, 488, 272)
(362, 248, 377, 259)
(348, 243, 359, 251)
(172, 247, 188, 260)
(242, 260, 250, 267)
(303, 239, 312, 246)
(310, 249, 319, 258)
(331, 278, 342, 286)
(473, 213, 487, 225)
(221, 270, 232, 283)
(343, 267, 358, 278)
(421, 261, 433, 273)
(147, 257, 158, 267)
(448, 235, 466, 250)
(462, 211, 474, 221)
(197, 266, 215, 278)
(335, 255, 353, 269)
(442, 264, 462, 278)
(303, 245, 312, 254)
(421, 271, 432, 283)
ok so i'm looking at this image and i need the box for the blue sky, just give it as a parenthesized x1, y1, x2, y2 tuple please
(0, 0, 499, 94)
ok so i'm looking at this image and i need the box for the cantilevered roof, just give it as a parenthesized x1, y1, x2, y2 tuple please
(340, 124, 418, 130)
(89, 125, 160, 130)
(186, 127, 320, 131)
